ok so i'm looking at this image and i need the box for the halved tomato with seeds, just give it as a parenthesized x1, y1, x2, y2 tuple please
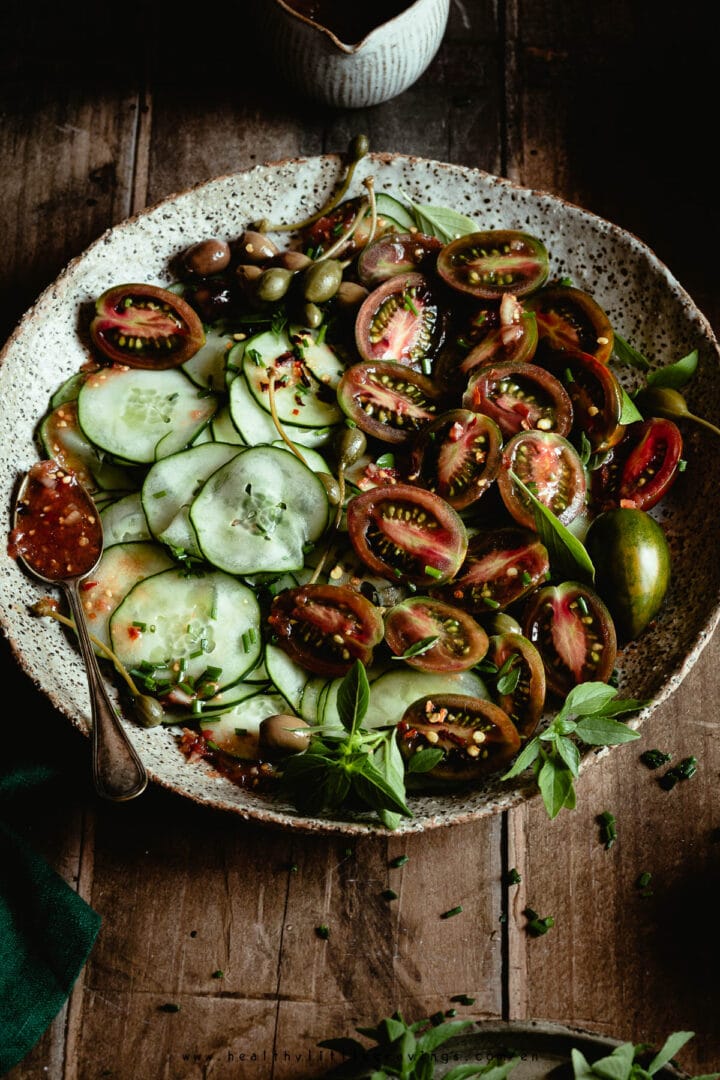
(89, 283, 205, 368)
(547, 349, 625, 453)
(407, 408, 503, 510)
(268, 583, 384, 678)
(526, 284, 614, 364)
(484, 632, 546, 740)
(462, 359, 574, 440)
(497, 430, 587, 530)
(398, 694, 521, 784)
(383, 596, 489, 672)
(356, 231, 442, 288)
(437, 230, 549, 300)
(591, 417, 683, 512)
(346, 483, 468, 586)
(336, 360, 445, 444)
(521, 581, 617, 698)
(354, 272, 446, 371)
(433, 526, 550, 613)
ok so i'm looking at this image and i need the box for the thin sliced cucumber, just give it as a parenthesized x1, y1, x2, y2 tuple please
(40, 401, 140, 494)
(109, 567, 262, 691)
(375, 191, 417, 232)
(142, 442, 242, 559)
(298, 675, 327, 724)
(229, 370, 336, 448)
(182, 325, 234, 392)
(211, 403, 245, 445)
(243, 327, 343, 428)
(81, 541, 175, 653)
(264, 643, 309, 713)
(50, 371, 86, 407)
(198, 691, 291, 760)
(224, 339, 246, 387)
(100, 493, 152, 545)
(77, 367, 219, 464)
(190, 445, 329, 576)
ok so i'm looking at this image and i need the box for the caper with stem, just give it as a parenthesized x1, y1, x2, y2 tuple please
(634, 386, 720, 438)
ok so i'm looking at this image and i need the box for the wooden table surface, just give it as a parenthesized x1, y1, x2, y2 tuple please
(2, 2, 719, 1076)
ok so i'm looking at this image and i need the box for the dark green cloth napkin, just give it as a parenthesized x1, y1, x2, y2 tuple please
(0, 755, 101, 1076)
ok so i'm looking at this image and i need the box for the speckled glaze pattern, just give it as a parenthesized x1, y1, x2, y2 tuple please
(254, 0, 451, 108)
(1, 153, 719, 836)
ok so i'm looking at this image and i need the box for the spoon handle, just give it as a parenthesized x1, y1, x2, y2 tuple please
(65, 581, 148, 801)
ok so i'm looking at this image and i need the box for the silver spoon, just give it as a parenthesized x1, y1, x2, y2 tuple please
(12, 461, 148, 801)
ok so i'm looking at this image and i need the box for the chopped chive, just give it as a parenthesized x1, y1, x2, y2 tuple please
(524, 907, 554, 936)
(441, 905, 463, 919)
(507, 868, 522, 885)
(483, 596, 501, 610)
(450, 995, 476, 1006)
(381, 889, 398, 901)
(159, 1003, 181, 1013)
(132, 621, 146, 631)
(598, 810, 617, 850)
(389, 854, 409, 868)
(424, 565, 444, 580)
(315, 924, 330, 940)
(211, 970, 224, 979)
(429, 1011, 445, 1026)
(403, 295, 420, 317)
(659, 756, 698, 790)
(521, 570, 532, 585)
(152, 490, 168, 499)
(640, 748, 671, 770)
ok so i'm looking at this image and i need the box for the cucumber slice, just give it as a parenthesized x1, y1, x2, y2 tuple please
(142, 442, 242, 559)
(189, 445, 329, 576)
(322, 667, 490, 733)
(264, 643, 309, 713)
(242, 327, 343, 428)
(81, 541, 175, 653)
(100, 493, 152, 545)
(40, 401, 140, 494)
(109, 567, 262, 691)
(229, 370, 336, 448)
(77, 367, 219, 464)
(198, 691, 292, 759)
(182, 325, 234, 391)
(211, 403, 245, 445)
(375, 192, 417, 232)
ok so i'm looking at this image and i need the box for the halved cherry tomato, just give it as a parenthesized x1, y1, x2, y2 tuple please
(457, 295, 539, 375)
(521, 581, 617, 697)
(268, 583, 384, 677)
(397, 694, 521, 783)
(383, 596, 489, 673)
(526, 284, 614, 364)
(355, 272, 446, 371)
(336, 360, 445, 444)
(591, 417, 683, 512)
(485, 632, 546, 740)
(436, 230, 549, 300)
(545, 349, 625, 453)
(89, 283, 205, 368)
(434, 526, 550, 612)
(497, 430, 587, 530)
(407, 408, 503, 510)
(356, 231, 442, 287)
(346, 483, 468, 586)
(462, 359, 574, 440)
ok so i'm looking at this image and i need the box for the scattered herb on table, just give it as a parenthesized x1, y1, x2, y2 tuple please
(524, 907, 555, 937)
(658, 756, 698, 790)
(441, 905, 464, 920)
(315, 924, 330, 940)
(158, 1003, 181, 1013)
(381, 889, 399, 901)
(211, 969, 224, 979)
(597, 810, 618, 850)
(507, 868, 522, 886)
(450, 994, 476, 1006)
(636, 871, 654, 898)
(502, 682, 646, 819)
(640, 748, 672, 770)
(389, 854, 409, 868)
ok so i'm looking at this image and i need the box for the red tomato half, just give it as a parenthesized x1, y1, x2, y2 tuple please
(485, 632, 546, 740)
(462, 359, 574, 440)
(346, 483, 468, 586)
(497, 430, 587, 530)
(526, 284, 614, 364)
(591, 417, 683, 512)
(383, 596, 489, 672)
(354, 272, 446, 371)
(434, 526, 550, 613)
(90, 283, 205, 368)
(407, 408, 503, 510)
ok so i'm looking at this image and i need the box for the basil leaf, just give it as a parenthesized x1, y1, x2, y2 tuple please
(337, 659, 370, 735)
(571, 1047, 596, 1079)
(445, 1060, 521, 1080)
(555, 736, 581, 778)
(613, 333, 651, 370)
(509, 469, 595, 582)
(392, 635, 439, 660)
(351, 758, 413, 818)
(593, 697, 649, 718)
(558, 681, 620, 719)
(585, 1042, 635, 1080)
(574, 715, 641, 746)
(416, 1019, 474, 1054)
(397, 190, 478, 243)
(646, 348, 698, 390)
(619, 386, 644, 424)
(647, 1031, 694, 1075)
(407, 747, 445, 773)
(501, 736, 541, 779)
(538, 757, 575, 819)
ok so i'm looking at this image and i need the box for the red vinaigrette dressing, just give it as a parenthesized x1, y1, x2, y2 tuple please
(9, 460, 102, 579)
(284, 0, 414, 43)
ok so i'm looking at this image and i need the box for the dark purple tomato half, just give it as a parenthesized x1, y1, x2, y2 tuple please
(462, 359, 574, 440)
(407, 408, 503, 510)
(436, 230, 550, 300)
(497, 430, 587, 530)
(485, 631, 546, 740)
(354, 272, 446, 372)
(383, 595, 489, 673)
(433, 526, 550, 613)
(336, 360, 445, 444)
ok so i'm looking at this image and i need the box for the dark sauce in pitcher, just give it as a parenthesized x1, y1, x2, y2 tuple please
(285, 0, 415, 43)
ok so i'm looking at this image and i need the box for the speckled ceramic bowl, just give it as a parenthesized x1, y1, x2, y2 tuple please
(252, 0, 450, 108)
(1, 153, 719, 835)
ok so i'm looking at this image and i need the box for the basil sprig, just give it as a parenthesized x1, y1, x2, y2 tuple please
(502, 682, 647, 819)
(279, 660, 414, 829)
(508, 469, 595, 582)
(396, 190, 479, 243)
(572, 1029, 719, 1080)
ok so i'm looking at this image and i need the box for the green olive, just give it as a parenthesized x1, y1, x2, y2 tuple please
(237, 230, 280, 265)
(302, 302, 324, 329)
(335, 425, 367, 469)
(258, 713, 311, 760)
(183, 238, 231, 278)
(302, 259, 344, 303)
(134, 695, 165, 728)
(256, 267, 294, 303)
(335, 280, 369, 310)
(351, 133, 370, 160)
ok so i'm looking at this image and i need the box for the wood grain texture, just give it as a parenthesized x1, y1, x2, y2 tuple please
(1, 0, 719, 1076)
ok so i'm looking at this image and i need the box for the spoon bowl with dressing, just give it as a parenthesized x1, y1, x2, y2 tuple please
(10, 460, 148, 801)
